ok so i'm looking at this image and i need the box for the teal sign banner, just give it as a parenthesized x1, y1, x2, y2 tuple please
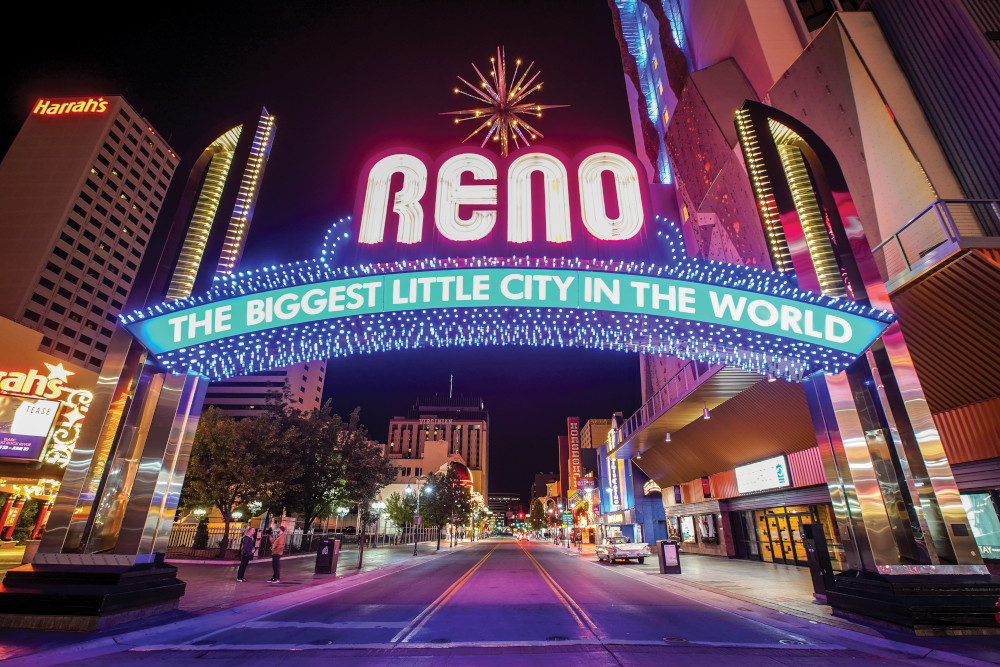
(129, 267, 886, 358)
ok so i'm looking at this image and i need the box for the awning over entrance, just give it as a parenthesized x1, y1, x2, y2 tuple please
(613, 373, 817, 487)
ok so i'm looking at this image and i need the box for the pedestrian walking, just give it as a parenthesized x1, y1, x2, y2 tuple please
(268, 525, 286, 583)
(235, 526, 256, 582)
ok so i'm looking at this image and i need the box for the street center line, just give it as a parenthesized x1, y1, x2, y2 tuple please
(392, 542, 500, 644)
(518, 542, 600, 636)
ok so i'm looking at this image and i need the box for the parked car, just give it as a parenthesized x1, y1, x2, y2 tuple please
(342, 526, 356, 535)
(595, 536, 650, 564)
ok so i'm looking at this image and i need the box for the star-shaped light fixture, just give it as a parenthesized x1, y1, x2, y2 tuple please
(442, 46, 567, 157)
(43, 362, 74, 383)
(61, 407, 85, 427)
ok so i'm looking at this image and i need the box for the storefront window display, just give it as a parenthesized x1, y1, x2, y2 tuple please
(666, 516, 680, 540)
(696, 514, 718, 543)
(680, 515, 696, 543)
(743, 504, 844, 569)
(961, 493, 1000, 560)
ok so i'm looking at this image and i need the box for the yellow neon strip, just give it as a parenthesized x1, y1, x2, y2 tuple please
(735, 110, 793, 273)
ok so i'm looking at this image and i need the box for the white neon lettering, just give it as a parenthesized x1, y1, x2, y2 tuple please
(168, 315, 187, 343)
(710, 292, 747, 320)
(501, 274, 524, 299)
(247, 299, 266, 325)
(748, 299, 780, 327)
(780, 304, 803, 334)
(507, 153, 571, 243)
(301, 289, 327, 315)
(358, 154, 427, 244)
(188, 310, 212, 338)
(214, 305, 232, 333)
(825, 315, 852, 343)
(435, 153, 497, 241)
(578, 152, 644, 241)
(274, 293, 300, 320)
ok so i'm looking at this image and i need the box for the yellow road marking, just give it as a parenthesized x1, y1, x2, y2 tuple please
(393, 542, 501, 643)
(519, 541, 599, 635)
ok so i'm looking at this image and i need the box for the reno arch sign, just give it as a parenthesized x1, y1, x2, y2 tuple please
(121, 143, 895, 384)
(353, 148, 649, 259)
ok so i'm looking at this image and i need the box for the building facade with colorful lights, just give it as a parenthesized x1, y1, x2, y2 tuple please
(605, 0, 1000, 593)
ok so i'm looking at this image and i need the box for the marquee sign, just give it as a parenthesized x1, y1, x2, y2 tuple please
(121, 145, 894, 382)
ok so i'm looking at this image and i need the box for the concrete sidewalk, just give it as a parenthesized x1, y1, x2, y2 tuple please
(0, 537, 474, 662)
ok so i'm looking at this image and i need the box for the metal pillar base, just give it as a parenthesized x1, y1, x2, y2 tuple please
(0, 553, 184, 631)
(825, 570, 1000, 636)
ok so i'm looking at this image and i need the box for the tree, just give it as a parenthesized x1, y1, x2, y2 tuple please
(278, 403, 345, 530)
(337, 408, 396, 567)
(180, 408, 288, 557)
(420, 465, 473, 550)
(384, 491, 417, 537)
(529, 498, 547, 531)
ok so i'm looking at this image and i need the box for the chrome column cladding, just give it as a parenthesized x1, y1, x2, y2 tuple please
(737, 101, 985, 574)
(38, 329, 141, 555)
(107, 371, 207, 556)
(36, 328, 209, 560)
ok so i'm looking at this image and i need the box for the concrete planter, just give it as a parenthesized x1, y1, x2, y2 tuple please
(21, 540, 40, 564)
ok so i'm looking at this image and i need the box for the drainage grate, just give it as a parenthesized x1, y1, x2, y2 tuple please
(662, 637, 688, 643)
(779, 639, 806, 645)
(546, 636, 570, 641)
(428, 638, 450, 644)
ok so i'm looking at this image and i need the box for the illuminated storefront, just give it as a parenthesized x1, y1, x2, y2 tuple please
(0, 319, 96, 544)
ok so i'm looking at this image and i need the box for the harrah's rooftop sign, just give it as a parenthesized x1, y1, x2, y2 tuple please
(352, 147, 655, 262)
(33, 97, 110, 116)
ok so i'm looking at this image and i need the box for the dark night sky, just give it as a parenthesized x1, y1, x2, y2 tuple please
(1, 1, 642, 500)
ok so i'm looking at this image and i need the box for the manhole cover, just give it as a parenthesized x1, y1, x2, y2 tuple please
(428, 638, 450, 644)
(546, 636, 570, 641)
(662, 637, 687, 643)
(779, 639, 806, 645)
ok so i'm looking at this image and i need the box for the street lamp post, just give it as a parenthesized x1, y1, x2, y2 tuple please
(405, 477, 432, 556)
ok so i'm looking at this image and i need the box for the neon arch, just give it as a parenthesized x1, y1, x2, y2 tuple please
(121, 217, 893, 383)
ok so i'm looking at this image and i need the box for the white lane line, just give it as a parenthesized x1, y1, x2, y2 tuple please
(129, 638, 849, 652)
(243, 620, 408, 629)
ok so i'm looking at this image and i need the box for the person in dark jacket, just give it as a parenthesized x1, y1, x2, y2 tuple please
(236, 526, 257, 582)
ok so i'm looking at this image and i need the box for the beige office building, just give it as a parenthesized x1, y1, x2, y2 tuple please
(0, 96, 177, 371)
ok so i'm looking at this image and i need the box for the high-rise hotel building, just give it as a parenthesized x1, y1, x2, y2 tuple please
(388, 396, 489, 499)
(156, 106, 326, 415)
(0, 96, 177, 370)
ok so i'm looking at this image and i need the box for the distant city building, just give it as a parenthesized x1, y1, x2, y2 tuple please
(200, 361, 325, 417)
(487, 492, 524, 526)
(387, 395, 488, 498)
(579, 418, 612, 450)
(0, 95, 177, 371)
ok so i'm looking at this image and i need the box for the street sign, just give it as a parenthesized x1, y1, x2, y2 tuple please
(415, 516, 421, 525)
(561, 512, 573, 526)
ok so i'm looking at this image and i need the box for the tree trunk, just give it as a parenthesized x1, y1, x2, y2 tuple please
(220, 516, 231, 559)
(357, 521, 366, 569)
(436, 525, 441, 551)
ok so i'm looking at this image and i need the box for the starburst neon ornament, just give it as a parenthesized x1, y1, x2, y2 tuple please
(442, 46, 567, 157)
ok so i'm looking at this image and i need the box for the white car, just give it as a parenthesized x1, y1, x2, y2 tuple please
(595, 536, 650, 564)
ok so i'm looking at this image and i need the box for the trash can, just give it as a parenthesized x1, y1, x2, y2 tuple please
(657, 539, 681, 574)
(315, 538, 340, 574)
(801, 523, 834, 603)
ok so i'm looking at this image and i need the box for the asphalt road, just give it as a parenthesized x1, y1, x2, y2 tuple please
(19, 539, 987, 665)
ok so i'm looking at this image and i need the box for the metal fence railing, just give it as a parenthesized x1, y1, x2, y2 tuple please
(872, 199, 1000, 286)
(166, 523, 442, 559)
